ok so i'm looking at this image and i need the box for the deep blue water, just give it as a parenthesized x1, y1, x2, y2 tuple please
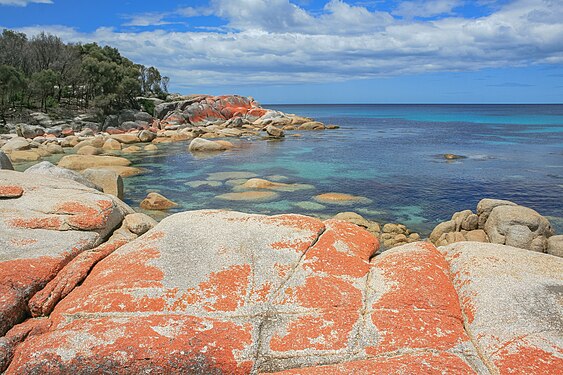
(123, 104, 563, 235)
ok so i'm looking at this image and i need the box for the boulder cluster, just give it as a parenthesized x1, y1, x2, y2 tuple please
(430, 198, 561, 256)
(1, 174, 561, 373)
(0, 95, 337, 166)
(332, 212, 421, 249)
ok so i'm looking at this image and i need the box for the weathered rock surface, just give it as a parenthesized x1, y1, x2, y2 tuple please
(82, 168, 124, 199)
(0, 170, 132, 341)
(2, 209, 562, 374)
(441, 242, 563, 374)
(24, 161, 100, 191)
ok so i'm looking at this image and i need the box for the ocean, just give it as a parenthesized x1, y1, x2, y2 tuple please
(122, 104, 563, 235)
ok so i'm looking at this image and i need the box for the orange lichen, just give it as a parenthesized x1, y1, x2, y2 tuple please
(0, 185, 24, 198)
(495, 345, 563, 374)
(198, 264, 251, 312)
(9, 216, 63, 230)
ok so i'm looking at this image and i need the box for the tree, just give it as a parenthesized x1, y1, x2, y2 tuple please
(0, 65, 26, 125)
(30, 69, 59, 111)
(0, 29, 170, 118)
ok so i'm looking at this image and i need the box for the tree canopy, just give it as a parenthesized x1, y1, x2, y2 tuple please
(0, 29, 169, 124)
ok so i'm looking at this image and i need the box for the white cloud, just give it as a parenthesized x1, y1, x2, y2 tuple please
(8, 0, 563, 89)
(0, 0, 52, 6)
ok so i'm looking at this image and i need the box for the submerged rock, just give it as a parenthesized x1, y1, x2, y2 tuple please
(207, 171, 258, 181)
(314, 192, 371, 205)
(216, 191, 279, 202)
(238, 178, 313, 192)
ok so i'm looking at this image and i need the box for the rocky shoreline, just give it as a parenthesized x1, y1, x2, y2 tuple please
(0, 168, 562, 374)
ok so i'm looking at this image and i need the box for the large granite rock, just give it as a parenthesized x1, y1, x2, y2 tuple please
(3, 210, 492, 374)
(441, 242, 563, 374)
(3, 208, 562, 373)
(0, 170, 133, 340)
(24, 161, 100, 190)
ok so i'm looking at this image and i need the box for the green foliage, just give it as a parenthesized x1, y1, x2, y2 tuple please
(0, 28, 170, 119)
(138, 98, 156, 116)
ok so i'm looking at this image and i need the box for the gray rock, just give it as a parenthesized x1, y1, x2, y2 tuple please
(0, 151, 14, 170)
(547, 235, 563, 257)
(0, 169, 132, 337)
(476, 198, 517, 228)
(505, 225, 534, 249)
(103, 115, 119, 131)
(120, 121, 139, 131)
(82, 168, 123, 199)
(134, 111, 153, 123)
(118, 109, 137, 125)
(24, 161, 101, 190)
(441, 241, 563, 374)
(16, 124, 45, 139)
(452, 210, 472, 231)
(155, 101, 178, 120)
(484, 205, 554, 251)
(461, 213, 479, 231)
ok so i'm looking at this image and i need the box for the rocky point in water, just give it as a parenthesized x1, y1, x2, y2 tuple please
(1, 169, 562, 374)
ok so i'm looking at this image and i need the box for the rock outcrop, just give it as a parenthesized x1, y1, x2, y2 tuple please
(0, 170, 133, 338)
(2, 207, 561, 374)
(430, 198, 556, 254)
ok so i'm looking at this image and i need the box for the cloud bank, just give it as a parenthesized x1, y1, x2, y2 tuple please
(10, 0, 563, 90)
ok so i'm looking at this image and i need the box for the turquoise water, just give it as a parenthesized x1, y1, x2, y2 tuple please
(123, 104, 563, 235)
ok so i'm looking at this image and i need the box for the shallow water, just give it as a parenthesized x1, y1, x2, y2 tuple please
(123, 104, 563, 235)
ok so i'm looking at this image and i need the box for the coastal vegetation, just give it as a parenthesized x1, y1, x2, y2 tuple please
(0, 29, 168, 125)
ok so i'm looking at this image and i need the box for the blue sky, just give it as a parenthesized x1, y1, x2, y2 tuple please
(1, 0, 562, 103)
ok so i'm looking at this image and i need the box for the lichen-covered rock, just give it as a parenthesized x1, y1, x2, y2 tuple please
(441, 242, 563, 374)
(0, 170, 132, 338)
(5, 211, 495, 374)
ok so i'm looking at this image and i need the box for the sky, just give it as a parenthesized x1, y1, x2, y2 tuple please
(1, 0, 562, 104)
